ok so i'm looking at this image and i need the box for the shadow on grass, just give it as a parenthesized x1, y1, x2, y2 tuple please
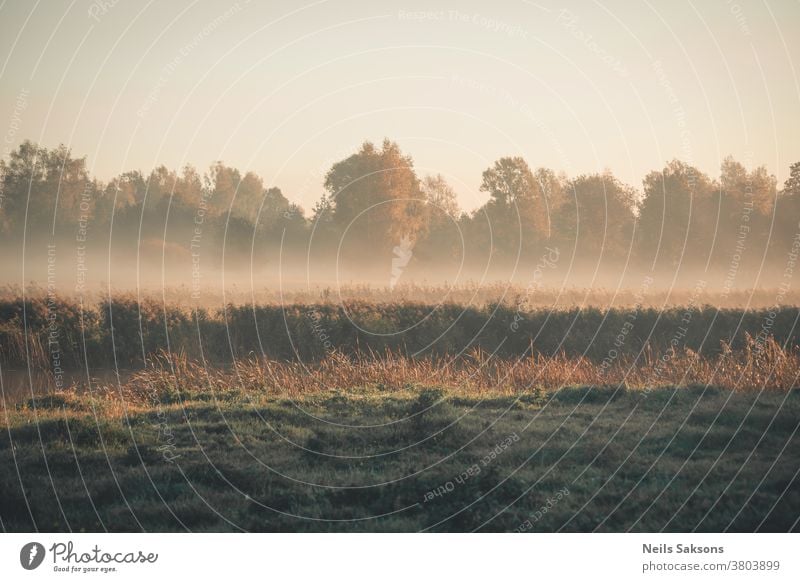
(1, 386, 798, 532)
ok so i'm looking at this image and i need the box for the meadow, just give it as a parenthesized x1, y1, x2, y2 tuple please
(1, 382, 797, 532)
(1, 289, 798, 532)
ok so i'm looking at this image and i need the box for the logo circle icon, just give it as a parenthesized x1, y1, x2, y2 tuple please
(20, 542, 45, 570)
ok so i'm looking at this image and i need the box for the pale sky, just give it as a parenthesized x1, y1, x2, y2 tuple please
(1, 0, 798, 212)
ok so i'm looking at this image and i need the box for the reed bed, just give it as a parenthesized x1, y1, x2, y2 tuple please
(3, 293, 800, 370)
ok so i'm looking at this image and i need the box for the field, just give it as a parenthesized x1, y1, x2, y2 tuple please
(1, 291, 799, 532)
(1, 382, 798, 532)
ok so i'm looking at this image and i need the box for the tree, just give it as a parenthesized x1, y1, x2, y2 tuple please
(712, 157, 776, 267)
(421, 174, 460, 219)
(0, 141, 94, 236)
(769, 162, 800, 260)
(532, 167, 566, 237)
(256, 187, 301, 239)
(106, 171, 147, 207)
(481, 157, 536, 206)
(323, 139, 425, 253)
(477, 158, 557, 258)
(782, 162, 800, 198)
(719, 157, 775, 216)
(637, 160, 715, 268)
(553, 172, 636, 264)
(416, 174, 462, 263)
(232, 171, 265, 223)
(173, 166, 204, 208)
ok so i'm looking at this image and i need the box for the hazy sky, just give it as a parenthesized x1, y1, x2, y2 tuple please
(1, 0, 798, 211)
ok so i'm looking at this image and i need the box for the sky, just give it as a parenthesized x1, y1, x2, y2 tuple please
(1, 0, 798, 212)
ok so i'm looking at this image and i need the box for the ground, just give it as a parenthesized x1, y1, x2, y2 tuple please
(1, 385, 798, 532)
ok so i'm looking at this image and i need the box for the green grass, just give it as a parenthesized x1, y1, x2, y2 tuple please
(1, 385, 798, 532)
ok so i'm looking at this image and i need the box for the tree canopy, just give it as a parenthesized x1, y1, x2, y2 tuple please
(1, 138, 795, 278)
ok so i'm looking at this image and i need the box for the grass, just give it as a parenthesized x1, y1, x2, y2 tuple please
(1, 375, 798, 532)
(2, 292, 800, 369)
(6, 334, 796, 406)
(2, 293, 798, 532)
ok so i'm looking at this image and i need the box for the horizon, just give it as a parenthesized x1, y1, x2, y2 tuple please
(4, 135, 795, 214)
(2, 0, 799, 213)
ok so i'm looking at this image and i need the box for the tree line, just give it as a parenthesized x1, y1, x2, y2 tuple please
(2, 138, 799, 273)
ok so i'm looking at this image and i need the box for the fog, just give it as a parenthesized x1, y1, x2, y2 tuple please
(2, 139, 799, 309)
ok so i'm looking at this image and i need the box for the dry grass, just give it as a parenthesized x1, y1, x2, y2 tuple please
(96, 335, 798, 405)
(7, 282, 800, 309)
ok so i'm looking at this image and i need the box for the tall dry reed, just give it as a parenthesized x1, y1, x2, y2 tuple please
(103, 335, 798, 404)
